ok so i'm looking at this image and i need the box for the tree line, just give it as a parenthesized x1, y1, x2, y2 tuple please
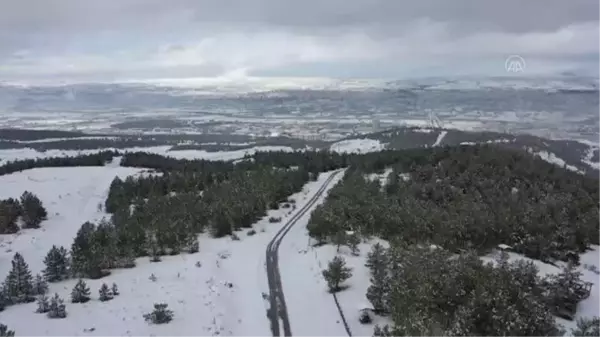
(0, 151, 120, 176)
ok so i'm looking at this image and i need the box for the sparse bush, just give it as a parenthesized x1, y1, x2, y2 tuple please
(188, 239, 199, 254)
(0, 324, 15, 337)
(111, 283, 119, 296)
(98, 283, 113, 302)
(231, 233, 240, 241)
(247, 229, 257, 236)
(47, 293, 67, 319)
(282, 203, 291, 209)
(269, 217, 282, 223)
(35, 295, 50, 313)
(71, 279, 91, 303)
(359, 310, 372, 324)
(143, 303, 174, 324)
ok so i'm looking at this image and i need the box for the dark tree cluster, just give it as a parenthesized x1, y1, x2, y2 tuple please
(0, 151, 120, 176)
(0, 128, 85, 141)
(119, 151, 236, 173)
(0, 192, 47, 233)
(308, 144, 599, 263)
(368, 244, 593, 336)
(1, 253, 48, 310)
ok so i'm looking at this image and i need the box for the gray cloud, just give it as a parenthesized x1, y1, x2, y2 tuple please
(0, 0, 597, 82)
(2, 0, 597, 33)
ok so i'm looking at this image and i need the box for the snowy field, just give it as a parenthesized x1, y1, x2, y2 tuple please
(0, 162, 148, 275)
(330, 139, 386, 154)
(0, 145, 295, 163)
(0, 166, 341, 336)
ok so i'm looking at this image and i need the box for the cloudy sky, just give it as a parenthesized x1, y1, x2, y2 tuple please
(0, 0, 598, 83)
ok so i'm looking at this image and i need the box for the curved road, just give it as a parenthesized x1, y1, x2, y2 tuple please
(266, 171, 339, 336)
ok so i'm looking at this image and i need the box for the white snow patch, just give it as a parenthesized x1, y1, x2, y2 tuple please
(527, 149, 584, 174)
(460, 141, 477, 145)
(433, 130, 448, 147)
(365, 168, 394, 186)
(413, 128, 434, 133)
(582, 145, 600, 171)
(330, 139, 385, 154)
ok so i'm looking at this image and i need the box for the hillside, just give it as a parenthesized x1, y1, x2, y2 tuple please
(0, 133, 598, 336)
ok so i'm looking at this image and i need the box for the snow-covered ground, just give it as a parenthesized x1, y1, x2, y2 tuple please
(330, 139, 386, 154)
(0, 162, 147, 275)
(0, 145, 295, 163)
(432, 130, 447, 147)
(527, 149, 583, 174)
(0, 166, 340, 336)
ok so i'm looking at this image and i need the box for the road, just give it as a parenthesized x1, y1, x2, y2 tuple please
(265, 171, 339, 337)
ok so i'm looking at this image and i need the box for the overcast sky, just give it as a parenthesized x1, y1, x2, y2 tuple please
(0, 0, 598, 83)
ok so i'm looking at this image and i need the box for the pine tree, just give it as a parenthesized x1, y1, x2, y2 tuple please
(373, 324, 394, 337)
(47, 293, 67, 319)
(43, 245, 70, 282)
(0, 288, 5, 312)
(146, 231, 161, 262)
(322, 255, 353, 292)
(572, 317, 600, 337)
(365, 243, 387, 270)
(332, 231, 347, 253)
(98, 283, 113, 302)
(111, 283, 119, 296)
(33, 274, 48, 296)
(0, 201, 20, 234)
(347, 233, 361, 256)
(365, 243, 390, 314)
(71, 279, 91, 303)
(3, 253, 35, 304)
(143, 303, 174, 324)
(71, 222, 103, 279)
(20, 191, 47, 229)
(35, 294, 50, 313)
(188, 238, 199, 254)
(0, 324, 15, 337)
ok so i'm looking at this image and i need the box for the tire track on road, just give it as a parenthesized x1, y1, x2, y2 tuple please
(266, 171, 339, 336)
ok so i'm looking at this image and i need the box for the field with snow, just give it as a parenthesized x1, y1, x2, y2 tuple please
(0, 145, 295, 163)
(0, 162, 148, 276)
(330, 139, 386, 154)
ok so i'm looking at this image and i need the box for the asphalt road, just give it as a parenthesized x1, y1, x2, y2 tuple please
(265, 171, 339, 337)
